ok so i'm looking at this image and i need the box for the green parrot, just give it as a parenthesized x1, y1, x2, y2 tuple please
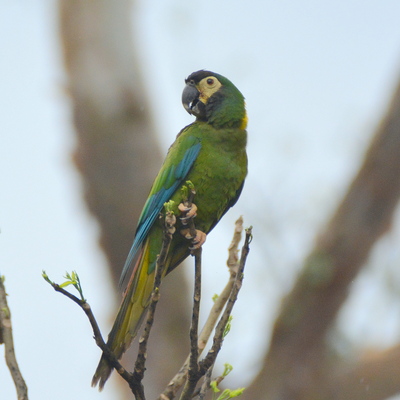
(92, 70, 248, 389)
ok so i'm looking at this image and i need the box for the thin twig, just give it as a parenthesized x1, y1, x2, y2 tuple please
(0, 276, 29, 400)
(197, 217, 243, 353)
(182, 226, 252, 397)
(177, 183, 202, 400)
(227, 216, 243, 274)
(45, 280, 134, 385)
(44, 208, 177, 400)
(189, 249, 202, 371)
(158, 221, 251, 400)
(179, 249, 202, 400)
(47, 278, 147, 398)
(199, 226, 252, 374)
(198, 363, 214, 400)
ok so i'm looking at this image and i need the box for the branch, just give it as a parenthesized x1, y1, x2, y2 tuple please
(327, 344, 400, 400)
(179, 249, 202, 400)
(199, 227, 252, 374)
(160, 221, 252, 400)
(43, 279, 145, 399)
(227, 216, 244, 274)
(0, 276, 29, 400)
(59, 0, 162, 287)
(197, 217, 244, 354)
(42, 273, 133, 388)
(43, 207, 177, 400)
(45, 183, 249, 400)
(198, 365, 214, 400)
(177, 183, 202, 400)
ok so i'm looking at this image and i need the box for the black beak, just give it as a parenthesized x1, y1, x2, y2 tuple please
(182, 83, 200, 115)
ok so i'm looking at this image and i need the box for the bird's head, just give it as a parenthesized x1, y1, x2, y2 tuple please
(182, 70, 247, 130)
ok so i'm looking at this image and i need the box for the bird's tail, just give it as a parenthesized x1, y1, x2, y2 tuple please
(92, 241, 156, 390)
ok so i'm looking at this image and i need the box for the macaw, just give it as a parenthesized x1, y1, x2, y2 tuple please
(92, 70, 248, 389)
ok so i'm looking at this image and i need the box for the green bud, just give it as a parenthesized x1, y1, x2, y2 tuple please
(164, 200, 175, 214)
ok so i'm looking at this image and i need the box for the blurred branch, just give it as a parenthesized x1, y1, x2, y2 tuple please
(59, 0, 161, 286)
(0, 276, 29, 400)
(245, 73, 400, 400)
(327, 345, 400, 400)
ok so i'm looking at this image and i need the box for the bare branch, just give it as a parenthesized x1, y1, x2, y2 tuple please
(43, 276, 134, 388)
(198, 365, 214, 400)
(199, 227, 252, 375)
(44, 208, 177, 400)
(327, 345, 400, 400)
(0, 276, 29, 400)
(159, 218, 247, 399)
(189, 250, 202, 373)
(59, 0, 162, 287)
(44, 275, 145, 399)
(160, 224, 252, 400)
(198, 217, 244, 354)
(179, 249, 202, 400)
(45, 189, 250, 400)
(227, 216, 244, 273)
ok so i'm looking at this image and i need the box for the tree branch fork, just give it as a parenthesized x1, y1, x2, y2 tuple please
(44, 185, 252, 400)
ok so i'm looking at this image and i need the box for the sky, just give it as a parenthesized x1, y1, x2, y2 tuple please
(2, 1, 400, 399)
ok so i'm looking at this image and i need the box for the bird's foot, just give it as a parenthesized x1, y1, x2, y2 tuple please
(178, 202, 197, 224)
(190, 229, 207, 250)
(179, 202, 205, 253)
(180, 228, 207, 252)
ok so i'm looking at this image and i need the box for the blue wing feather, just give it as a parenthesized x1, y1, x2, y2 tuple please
(119, 142, 201, 285)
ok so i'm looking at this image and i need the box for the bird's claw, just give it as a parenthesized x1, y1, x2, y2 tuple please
(180, 228, 207, 252)
(179, 202, 205, 253)
(189, 230, 207, 251)
(178, 202, 197, 224)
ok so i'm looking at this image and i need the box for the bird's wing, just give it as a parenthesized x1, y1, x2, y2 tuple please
(119, 134, 201, 285)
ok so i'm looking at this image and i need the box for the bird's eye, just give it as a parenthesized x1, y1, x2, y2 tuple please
(207, 78, 214, 85)
(190, 79, 195, 85)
